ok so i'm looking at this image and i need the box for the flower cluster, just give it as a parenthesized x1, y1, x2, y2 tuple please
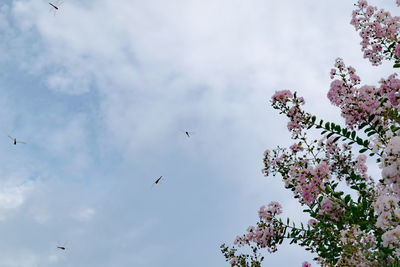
(233, 202, 284, 254)
(337, 225, 378, 266)
(288, 161, 331, 205)
(351, 0, 400, 65)
(221, 1, 400, 266)
(317, 196, 344, 222)
(379, 73, 400, 111)
(380, 136, 400, 196)
(271, 90, 306, 138)
(356, 154, 368, 179)
(328, 58, 382, 129)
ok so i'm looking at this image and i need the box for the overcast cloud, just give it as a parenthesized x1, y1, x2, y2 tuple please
(0, 0, 398, 266)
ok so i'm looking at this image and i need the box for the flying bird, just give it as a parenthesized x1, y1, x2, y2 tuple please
(49, 1, 63, 15)
(8, 135, 26, 145)
(180, 130, 195, 138)
(57, 241, 67, 250)
(49, 2, 59, 10)
(152, 176, 163, 187)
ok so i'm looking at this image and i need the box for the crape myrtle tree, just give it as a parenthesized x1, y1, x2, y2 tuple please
(221, 1, 400, 266)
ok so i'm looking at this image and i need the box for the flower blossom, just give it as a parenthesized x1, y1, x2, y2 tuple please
(272, 90, 293, 104)
(351, 0, 400, 65)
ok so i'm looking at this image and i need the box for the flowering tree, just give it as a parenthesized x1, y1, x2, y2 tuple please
(221, 1, 400, 266)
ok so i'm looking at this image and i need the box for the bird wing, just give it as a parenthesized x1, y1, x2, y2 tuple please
(180, 130, 196, 135)
(8, 135, 13, 140)
(16, 141, 26, 144)
(151, 176, 163, 187)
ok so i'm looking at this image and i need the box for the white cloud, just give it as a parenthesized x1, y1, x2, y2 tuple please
(0, 253, 39, 267)
(73, 207, 95, 222)
(0, 183, 32, 210)
(46, 71, 91, 94)
(0, 169, 35, 221)
(1, 0, 396, 266)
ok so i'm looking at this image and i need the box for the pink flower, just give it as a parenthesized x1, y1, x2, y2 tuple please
(290, 143, 304, 153)
(330, 68, 336, 79)
(258, 205, 273, 222)
(358, 0, 367, 8)
(321, 198, 333, 212)
(351, 1, 400, 65)
(230, 257, 239, 265)
(258, 202, 282, 222)
(302, 261, 312, 267)
(347, 66, 356, 74)
(395, 43, 400, 59)
(308, 219, 318, 228)
(268, 201, 283, 215)
(272, 90, 293, 104)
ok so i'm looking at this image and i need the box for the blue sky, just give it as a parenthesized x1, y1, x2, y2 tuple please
(0, 0, 398, 266)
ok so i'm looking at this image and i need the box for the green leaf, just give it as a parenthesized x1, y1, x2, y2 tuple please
(333, 136, 340, 143)
(368, 114, 375, 123)
(325, 185, 331, 193)
(351, 131, 356, 139)
(391, 126, 400, 133)
(359, 122, 368, 129)
(325, 122, 330, 130)
(332, 182, 338, 190)
(334, 191, 344, 198)
(327, 132, 335, 139)
(359, 148, 368, 153)
(393, 63, 400, 68)
(356, 137, 363, 145)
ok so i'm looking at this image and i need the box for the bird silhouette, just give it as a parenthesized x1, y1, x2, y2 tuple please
(152, 176, 163, 187)
(48, 1, 63, 15)
(8, 135, 26, 145)
(57, 241, 67, 250)
(180, 130, 195, 138)
(49, 2, 59, 10)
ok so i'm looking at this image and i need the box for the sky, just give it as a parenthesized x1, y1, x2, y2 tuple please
(0, 0, 398, 266)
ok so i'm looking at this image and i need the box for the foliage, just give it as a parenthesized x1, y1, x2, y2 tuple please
(221, 1, 400, 266)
